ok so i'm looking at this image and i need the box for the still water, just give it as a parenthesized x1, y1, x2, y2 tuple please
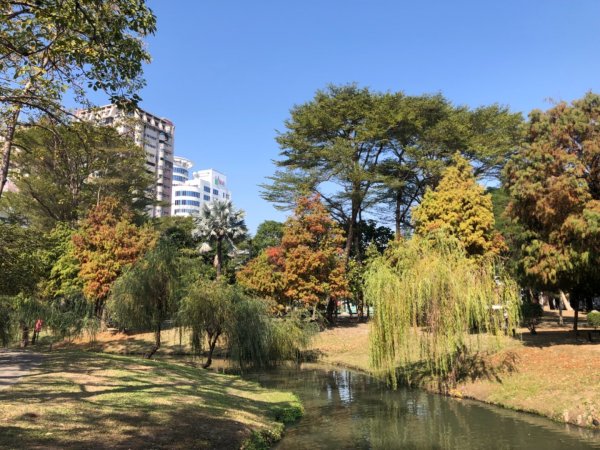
(238, 365, 600, 450)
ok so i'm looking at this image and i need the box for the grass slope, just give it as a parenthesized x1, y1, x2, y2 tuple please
(0, 351, 302, 449)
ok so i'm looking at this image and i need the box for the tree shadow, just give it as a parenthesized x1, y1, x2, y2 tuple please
(393, 349, 519, 392)
(0, 351, 299, 449)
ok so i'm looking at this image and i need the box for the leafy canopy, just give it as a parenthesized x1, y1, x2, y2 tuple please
(503, 92, 600, 295)
(3, 121, 153, 230)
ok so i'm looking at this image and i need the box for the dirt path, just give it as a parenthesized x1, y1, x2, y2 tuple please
(0, 350, 43, 390)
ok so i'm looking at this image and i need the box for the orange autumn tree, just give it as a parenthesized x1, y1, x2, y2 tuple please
(238, 247, 286, 307)
(72, 197, 156, 318)
(239, 195, 348, 321)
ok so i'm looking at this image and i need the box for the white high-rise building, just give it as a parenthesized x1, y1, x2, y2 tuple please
(75, 104, 175, 218)
(171, 156, 231, 217)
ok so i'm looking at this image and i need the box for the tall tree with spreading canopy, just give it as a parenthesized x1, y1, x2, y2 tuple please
(412, 153, 506, 258)
(262, 84, 403, 259)
(194, 200, 247, 278)
(3, 121, 153, 229)
(373, 94, 522, 237)
(72, 197, 156, 318)
(0, 0, 156, 199)
(503, 93, 600, 330)
(262, 86, 522, 255)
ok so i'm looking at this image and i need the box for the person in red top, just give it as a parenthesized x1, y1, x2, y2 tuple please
(32, 319, 43, 345)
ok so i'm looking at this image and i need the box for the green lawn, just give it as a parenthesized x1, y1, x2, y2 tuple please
(0, 351, 302, 449)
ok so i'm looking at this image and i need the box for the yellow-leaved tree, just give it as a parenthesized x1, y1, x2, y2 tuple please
(412, 153, 505, 258)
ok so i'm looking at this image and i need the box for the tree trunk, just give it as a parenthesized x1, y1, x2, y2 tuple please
(0, 108, 21, 199)
(572, 296, 579, 333)
(558, 299, 565, 327)
(325, 296, 336, 324)
(395, 190, 403, 239)
(20, 322, 29, 348)
(216, 237, 223, 279)
(145, 322, 161, 359)
(559, 290, 573, 311)
(357, 290, 364, 321)
(202, 331, 220, 369)
(344, 201, 360, 261)
(345, 299, 353, 317)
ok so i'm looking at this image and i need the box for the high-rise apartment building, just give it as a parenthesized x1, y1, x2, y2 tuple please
(171, 156, 231, 217)
(75, 104, 175, 218)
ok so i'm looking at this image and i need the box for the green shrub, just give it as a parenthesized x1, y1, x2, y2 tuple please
(588, 310, 600, 329)
(521, 301, 544, 333)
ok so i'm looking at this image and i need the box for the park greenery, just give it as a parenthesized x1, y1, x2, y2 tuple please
(0, 88, 598, 390)
(0, 4, 599, 445)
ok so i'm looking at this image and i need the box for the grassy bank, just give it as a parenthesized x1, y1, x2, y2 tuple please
(308, 311, 600, 430)
(0, 351, 302, 449)
(43, 310, 600, 431)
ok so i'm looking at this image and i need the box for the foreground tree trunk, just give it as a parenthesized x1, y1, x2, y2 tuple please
(325, 296, 336, 324)
(572, 296, 580, 333)
(202, 331, 221, 369)
(145, 323, 161, 359)
(215, 236, 223, 279)
(0, 105, 22, 200)
(20, 322, 29, 348)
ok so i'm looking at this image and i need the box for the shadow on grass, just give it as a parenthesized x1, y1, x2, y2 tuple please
(0, 351, 299, 449)
(518, 329, 600, 348)
(393, 349, 519, 392)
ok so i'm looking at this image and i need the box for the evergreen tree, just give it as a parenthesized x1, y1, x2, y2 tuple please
(503, 93, 600, 328)
(412, 153, 505, 258)
(251, 220, 284, 256)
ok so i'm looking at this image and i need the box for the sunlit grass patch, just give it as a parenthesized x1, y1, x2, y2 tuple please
(0, 351, 302, 449)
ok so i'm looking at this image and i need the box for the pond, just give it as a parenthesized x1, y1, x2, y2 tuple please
(234, 364, 600, 450)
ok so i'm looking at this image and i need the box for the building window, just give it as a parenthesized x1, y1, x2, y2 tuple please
(203, 195, 210, 201)
(175, 190, 200, 198)
(174, 208, 198, 215)
(173, 175, 187, 182)
(213, 189, 219, 195)
(174, 200, 200, 207)
(203, 186, 210, 193)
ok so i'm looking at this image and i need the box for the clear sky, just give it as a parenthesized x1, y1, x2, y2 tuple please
(125, 0, 600, 233)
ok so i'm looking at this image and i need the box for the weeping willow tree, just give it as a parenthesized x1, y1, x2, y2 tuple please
(366, 236, 520, 389)
(109, 239, 180, 358)
(179, 280, 317, 369)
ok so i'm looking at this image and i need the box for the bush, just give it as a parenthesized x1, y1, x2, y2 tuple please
(521, 301, 544, 334)
(588, 311, 600, 329)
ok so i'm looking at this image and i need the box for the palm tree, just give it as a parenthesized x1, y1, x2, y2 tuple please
(195, 200, 247, 278)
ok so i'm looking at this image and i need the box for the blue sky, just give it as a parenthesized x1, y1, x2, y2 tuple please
(125, 0, 600, 232)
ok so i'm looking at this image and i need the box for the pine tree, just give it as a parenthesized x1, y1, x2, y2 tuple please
(412, 153, 505, 258)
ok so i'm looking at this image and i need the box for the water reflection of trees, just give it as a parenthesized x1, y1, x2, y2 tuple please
(253, 368, 597, 450)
